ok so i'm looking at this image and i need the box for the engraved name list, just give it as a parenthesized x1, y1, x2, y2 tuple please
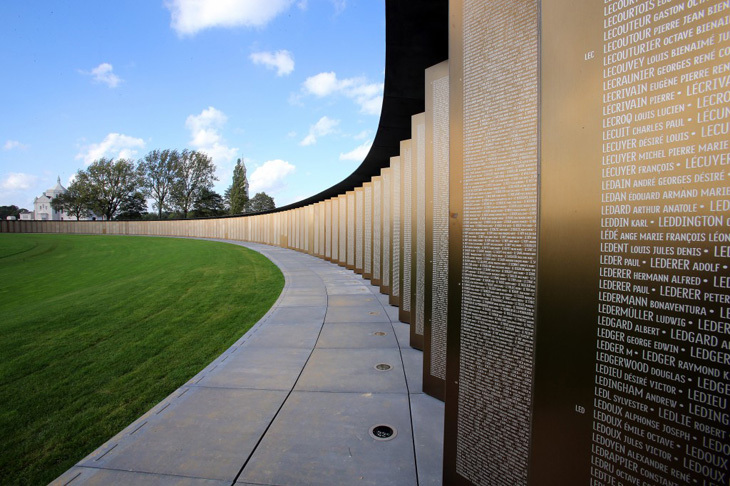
(592, 1, 730, 485)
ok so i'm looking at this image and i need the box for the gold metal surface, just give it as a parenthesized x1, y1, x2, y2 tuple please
(423, 59, 450, 401)
(381, 167, 393, 296)
(364, 182, 373, 280)
(411, 112, 426, 350)
(346, 191, 355, 270)
(325, 199, 332, 261)
(332, 197, 340, 263)
(399, 140, 413, 324)
(445, 1, 539, 484)
(444, 0, 465, 480)
(532, 1, 730, 484)
(354, 187, 364, 274)
(390, 157, 401, 306)
(372, 176, 383, 286)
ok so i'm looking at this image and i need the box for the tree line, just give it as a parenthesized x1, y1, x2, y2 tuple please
(0, 205, 28, 220)
(51, 151, 275, 221)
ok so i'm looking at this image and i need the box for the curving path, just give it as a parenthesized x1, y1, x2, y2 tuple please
(53, 241, 444, 486)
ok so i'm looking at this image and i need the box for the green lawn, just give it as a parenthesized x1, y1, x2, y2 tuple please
(0, 234, 284, 485)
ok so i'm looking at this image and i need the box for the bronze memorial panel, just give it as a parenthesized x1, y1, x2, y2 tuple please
(364, 182, 373, 279)
(332, 197, 340, 263)
(400, 139, 413, 323)
(424, 60, 449, 400)
(325, 199, 332, 260)
(412, 113, 427, 350)
(373, 176, 382, 285)
(318, 202, 325, 257)
(391, 157, 402, 306)
(355, 187, 364, 274)
(339, 194, 347, 266)
(312, 205, 317, 254)
(532, 0, 730, 484)
(382, 167, 393, 295)
(444, 0, 539, 484)
(347, 190, 355, 270)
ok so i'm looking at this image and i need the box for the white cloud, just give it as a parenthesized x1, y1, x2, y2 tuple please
(0, 173, 38, 191)
(300, 116, 339, 146)
(339, 139, 372, 162)
(250, 50, 294, 76)
(300, 134, 316, 146)
(356, 93, 383, 115)
(3, 140, 28, 151)
(353, 130, 370, 140)
(83, 63, 122, 88)
(165, 0, 294, 36)
(76, 133, 145, 165)
(302, 72, 342, 97)
(302, 71, 383, 115)
(185, 107, 239, 169)
(249, 159, 295, 194)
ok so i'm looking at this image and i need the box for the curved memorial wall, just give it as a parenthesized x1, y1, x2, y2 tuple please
(3, 1, 729, 484)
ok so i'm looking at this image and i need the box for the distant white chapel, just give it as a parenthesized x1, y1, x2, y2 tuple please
(20, 177, 99, 221)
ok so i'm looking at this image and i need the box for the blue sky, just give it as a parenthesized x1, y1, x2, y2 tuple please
(0, 0, 385, 210)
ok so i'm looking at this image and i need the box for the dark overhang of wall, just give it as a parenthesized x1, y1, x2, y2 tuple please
(255, 0, 449, 215)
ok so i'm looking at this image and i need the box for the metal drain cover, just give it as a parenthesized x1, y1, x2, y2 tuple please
(374, 363, 392, 371)
(369, 424, 397, 441)
(368, 311, 379, 315)
(372, 331, 387, 336)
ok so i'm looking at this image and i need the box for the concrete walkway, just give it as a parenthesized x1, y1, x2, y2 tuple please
(54, 241, 444, 486)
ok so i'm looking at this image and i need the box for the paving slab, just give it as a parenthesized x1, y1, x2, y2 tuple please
(243, 322, 322, 349)
(326, 285, 373, 295)
(196, 347, 311, 391)
(78, 387, 287, 482)
(384, 303, 400, 321)
(392, 321, 411, 347)
(401, 347, 425, 394)
(54, 467, 230, 486)
(317, 322, 400, 349)
(325, 305, 390, 323)
(279, 288, 323, 296)
(277, 294, 327, 307)
(326, 294, 380, 307)
(412, 394, 446, 486)
(238, 391, 417, 486)
(283, 281, 326, 291)
(264, 306, 327, 325)
(376, 292, 392, 305)
(295, 348, 408, 393)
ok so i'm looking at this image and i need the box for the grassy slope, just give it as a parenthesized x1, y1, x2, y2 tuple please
(0, 234, 284, 485)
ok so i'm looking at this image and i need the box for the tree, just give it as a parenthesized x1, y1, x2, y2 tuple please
(139, 149, 179, 219)
(247, 192, 276, 213)
(225, 158, 249, 215)
(50, 180, 91, 220)
(115, 192, 148, 220)
(76, 158, 141, 220)
(193, 188, 227, 217)
(0, 205, 22, 219)
(170, 150, 216, 218)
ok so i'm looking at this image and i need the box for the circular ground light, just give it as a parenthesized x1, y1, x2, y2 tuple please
(373, 331, 387, 336)
(369, 424, 397, 441)
(374, 363, 392, 371)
